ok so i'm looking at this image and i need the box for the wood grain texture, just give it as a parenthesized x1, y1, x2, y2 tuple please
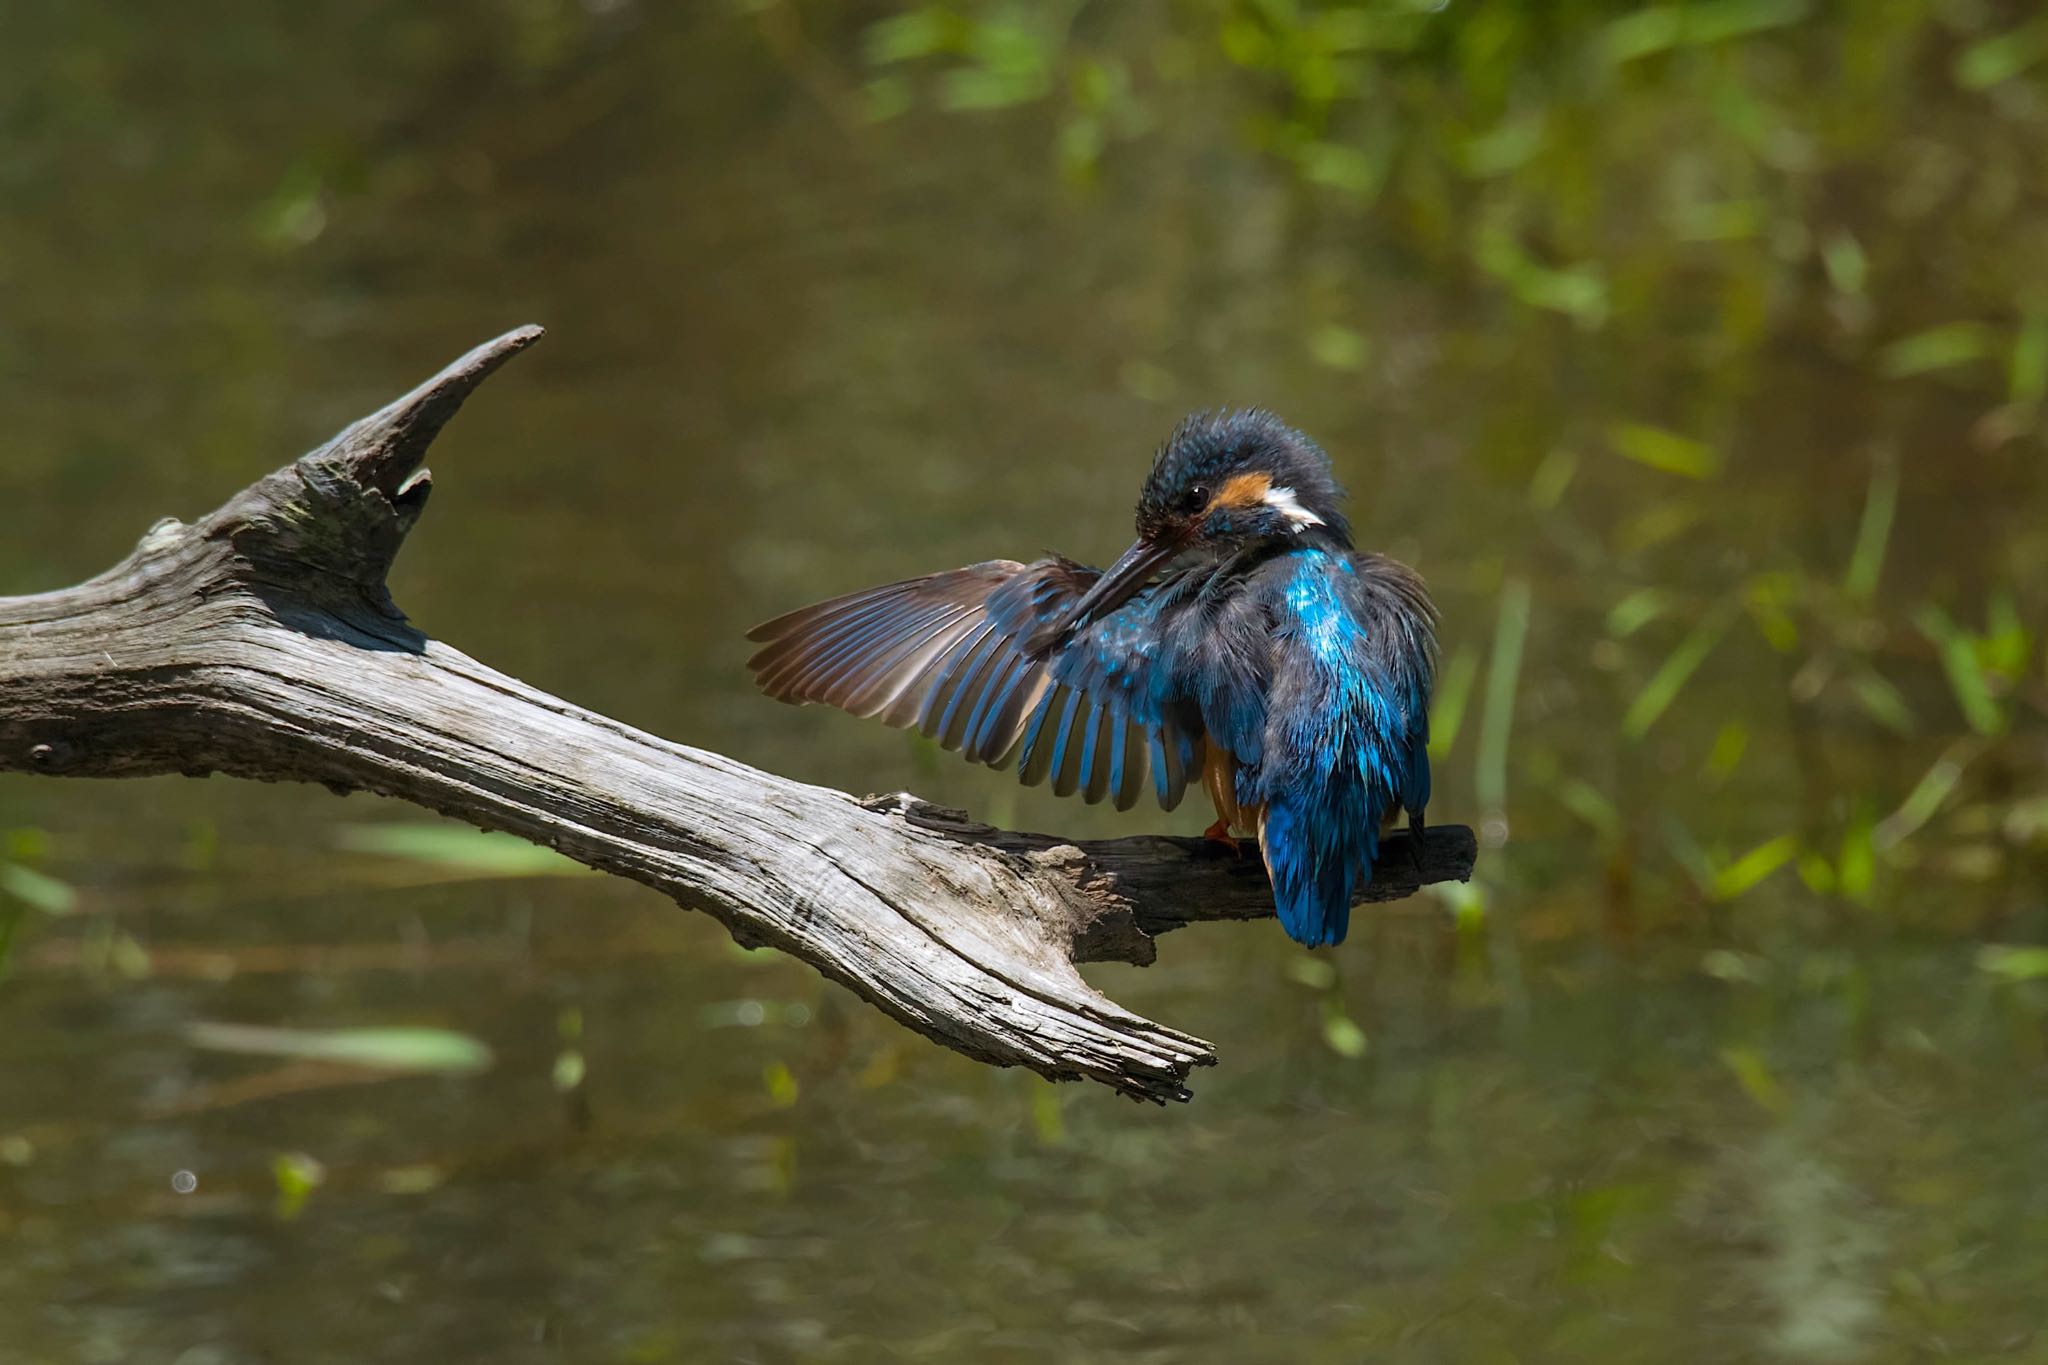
(0, 327, 1477, 1102)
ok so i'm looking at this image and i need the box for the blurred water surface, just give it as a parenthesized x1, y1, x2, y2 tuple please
(4, 4, 2047, 1362)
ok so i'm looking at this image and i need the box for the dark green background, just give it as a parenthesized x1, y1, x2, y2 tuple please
(4, 3, 2047, 1361)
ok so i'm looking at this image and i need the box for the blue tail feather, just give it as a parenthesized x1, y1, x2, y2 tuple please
(1262, 796, 1373, 948)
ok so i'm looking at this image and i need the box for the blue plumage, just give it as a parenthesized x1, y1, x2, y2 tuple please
(747, 410, 1438, 947)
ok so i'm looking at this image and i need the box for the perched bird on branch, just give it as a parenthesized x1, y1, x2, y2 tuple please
(747, 411, 1437, 948)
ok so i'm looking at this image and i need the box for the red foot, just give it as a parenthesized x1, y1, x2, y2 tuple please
(1202, 817, 1244, 857)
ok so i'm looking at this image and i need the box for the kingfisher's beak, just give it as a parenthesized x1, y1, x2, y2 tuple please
(1033, 536, 1180, 652)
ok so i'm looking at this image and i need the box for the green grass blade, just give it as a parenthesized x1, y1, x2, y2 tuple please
(1527, 449, 1578, 509)
(1914, 605, 2006, 737)
(1880, 323, 1995, 377)
(1475, 579, 1532, 820)
(2011, 308, 2048, 404)
(334, 823, 590, 877)
(1624, 603, 1736, 739)
(1838, 801, 1876, 904)
(1954, 18, 2048, 90)
(1873, 741, 1976, 850)
(1843, 458, 1899, 600)
(1606, 587, 1674, 639)
(1607, 422, 1722, 479)
(1428, 643, 1480, 759)
(1977, 945, 2048, 982)
(0, 862, 79, 914)
(1710, 834, 1799, 900)
(185, 1022, 495, 1075)
(1846, 668, 1917, 736)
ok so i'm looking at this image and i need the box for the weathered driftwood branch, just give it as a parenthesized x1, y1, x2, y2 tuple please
(0, 329, 1476, 1102)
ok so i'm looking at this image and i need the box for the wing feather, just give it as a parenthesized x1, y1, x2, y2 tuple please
(747, 558, 1204, 811)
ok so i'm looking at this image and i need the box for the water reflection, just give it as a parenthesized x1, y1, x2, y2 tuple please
(3, 3, 2046, 1361)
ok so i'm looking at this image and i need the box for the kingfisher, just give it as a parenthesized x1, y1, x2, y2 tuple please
(745, 410, 1437, 947)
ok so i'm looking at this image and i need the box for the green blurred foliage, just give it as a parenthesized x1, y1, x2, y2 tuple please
(4, 6, 2048, 1355)
(852, 0, 2048, 935)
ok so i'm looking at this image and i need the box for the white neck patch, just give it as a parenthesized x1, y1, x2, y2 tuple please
(1263, 484, 1324, 531)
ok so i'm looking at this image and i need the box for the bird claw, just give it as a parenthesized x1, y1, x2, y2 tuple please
(1202, 817, 1245, 858)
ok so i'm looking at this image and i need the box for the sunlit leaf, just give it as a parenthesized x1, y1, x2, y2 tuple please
(1977, 944, 2048, 982)
(1607, 422, 1722, 479)
(1837, 802, 1875, 904)
(1510, 261, 1608, 325)
(1031, 1079, 1066, 1146)
(1982, 591, 2032, 680)
(1476, 580, 1531, 817)
(763, 1060, 800, 1107)
(1710, 834, 1799, 900)
(252, 163, 327, 251)
(1821, 231, 1867, 297)
(1527, 449, 1578, 510)
(1599, 6, 1683, 64)
(1428, 643, 1479, 760)
(863, 9, 953, 65)
(2010, 309, 2048, 405)
(1843, 458, 1899, 600)
(0, 861, 78, 914)
(1873, 741, 1976, 851)
(1954, 19, 2048, 91)
(334, 823, 588, 877)
(1074, 55, 1126, 111)
(1701, 948, 1765, 984)
(1704, 721, 1749, 778)
(1846, 668, 1916, 736)
(1475, 226, 1608, 326)
(1307, 323, 1370, 370)
(1299, 139, 1391, 198)
(3, 828, 49, 861)
(1880, 323, 1995, 378)
(1606, 587, 1674, 639)
(1461, 113, 1546, 177)
(863, 74, 912, 122)
(1320, 999, 1369, 1058)
(1430, 880, 1487, 938)
(272, 1151, 325, 1220)
(185, 1022, 494, 1074)
(1623, 603, 1736, 738)
(940, 66, 1047, 110)
(375, 1165, 447, 1196)
(1741, 573, 1801, 652)
(1998, 796, 2048, 846)
(1686, 0, 1810, 45)
(1614, 500, 1706, 555)
(1287, 956, 1337, 990)
(1674, 199, 1763, 243)
(108, 931, 150, 981)
(1914, 605, 2005, 737)
(1056, 115, 1105, 185)
(1719, 1045, 1787, 1114)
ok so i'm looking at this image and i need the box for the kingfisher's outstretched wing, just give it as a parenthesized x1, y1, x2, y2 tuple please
(746, 558, 1204, 811)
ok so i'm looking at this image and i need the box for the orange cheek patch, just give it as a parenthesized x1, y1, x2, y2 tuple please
(1213, 471, 1273, 511)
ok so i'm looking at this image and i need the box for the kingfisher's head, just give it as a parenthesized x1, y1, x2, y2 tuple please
(1033, 410, 1351, 651)
(1135, 409, 1351, 551)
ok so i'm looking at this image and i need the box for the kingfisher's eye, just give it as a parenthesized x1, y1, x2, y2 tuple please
(1178, 485, 1210, 515)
